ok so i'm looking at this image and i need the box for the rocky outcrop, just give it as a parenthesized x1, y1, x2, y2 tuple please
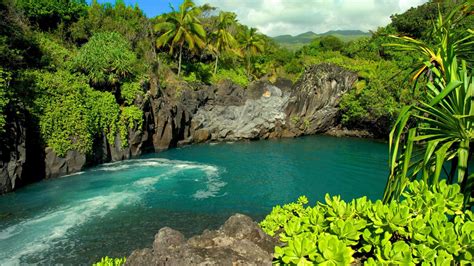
(191, 64, 356, 141)
(1, 63, 357, 193)
(192, 83, 289, 141)
(284, 64, 358, 137)
(0, 112, 27, 194)
(126, 214, 278, 266)
(44, 148, 86, 179)
(0, 109, 43, 193)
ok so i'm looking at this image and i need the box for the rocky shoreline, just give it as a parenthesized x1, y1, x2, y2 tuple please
(126, 214, 279, 265)
(0, 63, 358, 194)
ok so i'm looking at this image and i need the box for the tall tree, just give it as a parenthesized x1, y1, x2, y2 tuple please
(208, 11, 239, 74)
(240, 27, 265, 79)
(154, 0, 206, 77)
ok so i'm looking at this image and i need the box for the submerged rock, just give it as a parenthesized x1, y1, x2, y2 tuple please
(126, 214, 278, 266)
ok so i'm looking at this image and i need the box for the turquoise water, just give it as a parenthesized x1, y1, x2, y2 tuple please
(0, 135, 388, 264)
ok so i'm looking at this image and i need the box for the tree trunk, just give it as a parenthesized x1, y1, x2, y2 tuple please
(246, 54, 251, 81)
(178, 45, 183, 77)
(214, 54, 219, 75)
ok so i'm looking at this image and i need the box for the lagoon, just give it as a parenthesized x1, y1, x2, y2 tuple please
(0, 135, 388, 264)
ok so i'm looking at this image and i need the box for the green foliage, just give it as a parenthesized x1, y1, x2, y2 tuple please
(71, 32, 137, 86)
(118, 105, 143, 148)
(211, 67, 249, 87)
(155, 0, 206, 77)
(183, 62, 213, 84)
(33, 70, 120, 156)
(36, 33, 72, 69)
(384, 61, 474, 207)
(385, 2, 474, 82)
(383, 4, 474, 207)
(319, 35, 344, 51)
(121, 81, 144, 105)
(260, 181, 474, 265)
(92, 256, 126, 266)
(208, 11, 239, 74)
(0, 68, 11, 132)
(239, 27, 265, 79)
(16, 0, 87, 30)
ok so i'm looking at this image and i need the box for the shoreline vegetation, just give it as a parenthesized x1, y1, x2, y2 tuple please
(0, 0, 473, 265)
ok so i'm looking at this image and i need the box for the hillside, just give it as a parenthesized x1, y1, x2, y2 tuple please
(273, 30, 370, 50)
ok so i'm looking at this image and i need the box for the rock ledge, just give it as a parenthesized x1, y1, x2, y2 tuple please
(126, 214, 278, 266)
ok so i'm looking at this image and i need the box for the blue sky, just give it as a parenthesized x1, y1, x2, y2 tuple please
(87, 0, 428, 36)
(87, 0, 183, 17)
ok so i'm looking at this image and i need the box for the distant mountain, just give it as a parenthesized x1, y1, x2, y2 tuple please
(272, 30, 371, 50)
(273, 31, 318, 45)
(320, 30, 369, 36)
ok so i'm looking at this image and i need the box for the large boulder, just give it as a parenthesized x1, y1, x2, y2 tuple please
(126, 214, 278, 266)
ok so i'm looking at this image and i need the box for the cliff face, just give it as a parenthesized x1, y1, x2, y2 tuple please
(0, 63, 357, 194)
(0, 108, 43, 193)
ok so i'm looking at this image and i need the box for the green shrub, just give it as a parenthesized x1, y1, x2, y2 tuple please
(92, 256, 126, 266)
(36, 33, 72, 69)
(33, 70, 120, 156)
(117, 105, 143, 148)
(121, 81, 144, 105)
(71, 32, 137, 86)
(211, 67, 249, 87)
(260, 180, 473, 265)
(0, 68, 11, 132)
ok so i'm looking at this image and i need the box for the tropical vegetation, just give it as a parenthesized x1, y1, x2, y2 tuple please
(1, 0, 473, 265)
(260, 180, 473, 265)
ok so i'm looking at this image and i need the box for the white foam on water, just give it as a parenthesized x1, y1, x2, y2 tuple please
(192, 167, 226, 199)
(0, 191, 139, 265)
(132, 159, 222, 191)
(61, 171, 85, 178)
(0, 158, 225, 264)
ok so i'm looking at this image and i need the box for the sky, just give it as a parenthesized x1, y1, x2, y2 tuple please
(90, 0, 428, 36)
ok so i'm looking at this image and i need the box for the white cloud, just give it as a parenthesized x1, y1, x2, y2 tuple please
(195, 0, 428, 36)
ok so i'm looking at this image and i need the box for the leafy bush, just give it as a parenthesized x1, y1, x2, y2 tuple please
(33, 70, 120, 156)
(211, 67, 249, 87)
(93, 256, 126, 266)
(71, 32, 137, 86)
(117, 105, 143, 148)
(0, 68, 11, 132)
(16, 0, 87, 30)
(36, 33, 73, 69)
(120, 81, 144, 105)
(260, 180, 473, 265)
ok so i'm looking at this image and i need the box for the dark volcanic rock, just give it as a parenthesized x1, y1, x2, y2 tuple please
(45, 148, 86, 179)
(0, 112, 27, 194)
(1, 63, 358, 193)
(126, 214, 277, 266)
(0, 108, 44, 194)
(284, 63, 357, 137)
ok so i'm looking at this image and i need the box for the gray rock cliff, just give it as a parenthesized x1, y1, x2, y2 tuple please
(1, 63, 356, 193)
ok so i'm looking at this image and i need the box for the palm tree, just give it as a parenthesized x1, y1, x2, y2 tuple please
(208, 11, 239, 74)
(240, 27, 265, 79)
(154, 0, 206, 77)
